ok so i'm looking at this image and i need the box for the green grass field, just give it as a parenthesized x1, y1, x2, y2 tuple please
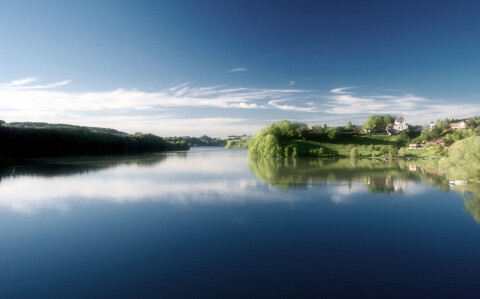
(288, 133, 405, 157)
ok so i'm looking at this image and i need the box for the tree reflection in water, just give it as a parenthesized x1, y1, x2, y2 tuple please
(249, 156, 480, 223)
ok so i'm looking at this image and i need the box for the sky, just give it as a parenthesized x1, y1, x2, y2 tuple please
(1, 0, 480, 137)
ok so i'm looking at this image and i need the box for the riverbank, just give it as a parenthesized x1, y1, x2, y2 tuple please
(0, 125, 189, 161)
(247, 120, 462, 159)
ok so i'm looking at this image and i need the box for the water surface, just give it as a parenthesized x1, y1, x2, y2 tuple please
(1, 147, 480, 298)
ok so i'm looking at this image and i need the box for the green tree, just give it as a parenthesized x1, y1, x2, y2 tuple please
(362, 114, 394, 131)
(383, 115, 394, 126)
(311, 125, 324, 133)
(398, 147, 406, 157)
(248, 120, 308, 157)
(438, 118, 451, 131)
(328, 127, 339, 140)
(467, 119, 478, 129)
(442, 136, 480, 180)
(346, 121, 353, 131)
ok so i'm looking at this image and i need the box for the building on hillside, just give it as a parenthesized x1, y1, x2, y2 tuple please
(429, 122, 436, 131)
(428, 139, 445, 146)
(393, 116, 422, 133)
(409, 143, 421, 149)
(450, 120, 467, 129)
(393, 116, 408, 132)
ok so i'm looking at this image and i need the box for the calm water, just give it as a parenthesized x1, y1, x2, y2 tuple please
(1, 147, 480, 298)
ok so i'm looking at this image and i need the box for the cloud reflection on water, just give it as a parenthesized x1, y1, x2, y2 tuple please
(0, 150, 441, 214)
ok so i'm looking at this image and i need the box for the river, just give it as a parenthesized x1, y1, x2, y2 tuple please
(1, 147, 480, 297)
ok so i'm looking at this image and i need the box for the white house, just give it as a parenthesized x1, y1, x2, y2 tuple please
(393, 116, 422, 133)
(429, 122, 436, 131)
(393, 116, 409, 132)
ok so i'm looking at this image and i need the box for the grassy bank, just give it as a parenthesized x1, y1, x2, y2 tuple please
(289, 133, 403, 157)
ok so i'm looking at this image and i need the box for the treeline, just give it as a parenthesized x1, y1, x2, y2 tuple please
(164, 135, 227, 146)
(0, 126, 189, 159)
(7, 122, 128, 136)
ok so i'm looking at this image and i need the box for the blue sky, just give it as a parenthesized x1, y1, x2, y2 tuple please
(1, 0, 480, 136)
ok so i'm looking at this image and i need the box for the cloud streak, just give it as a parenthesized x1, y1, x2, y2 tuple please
(229, 67, 248, 72)
(330, 86, 355, 94)
(3, 77, 71, 89)
(4, 77, 39, 86)
(0, 80, 313, 113)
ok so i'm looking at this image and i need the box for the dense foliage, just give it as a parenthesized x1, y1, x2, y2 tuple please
(442, 136, 480, 181)
(164, 135, 226, 146)
(225, 139, 249, 148)
(0, 126, 189, 159)
(249, 120, 408, 158)
(362, 114, 394, 131)
(248, 120, 307, 157)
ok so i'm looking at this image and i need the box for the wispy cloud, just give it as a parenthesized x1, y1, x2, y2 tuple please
(0, 80, 311, 112)
(3, 77, 71, 89)
(229, 67, 248, 72)
(268, 99, 316, 112)
(330, 86, 355, 94)
(287, 80, 296, 86)
(5, 77, 39, 86)
(0, 79, 315, 136)
(1, 77, 478, 136)
(28, 80, 71, 89)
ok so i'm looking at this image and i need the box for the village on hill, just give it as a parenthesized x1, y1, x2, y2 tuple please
(309, 115, 473, 135)
(300, 114, 480, 158)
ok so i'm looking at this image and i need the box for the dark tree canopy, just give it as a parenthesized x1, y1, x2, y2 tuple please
(0, 126, 189, 159)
